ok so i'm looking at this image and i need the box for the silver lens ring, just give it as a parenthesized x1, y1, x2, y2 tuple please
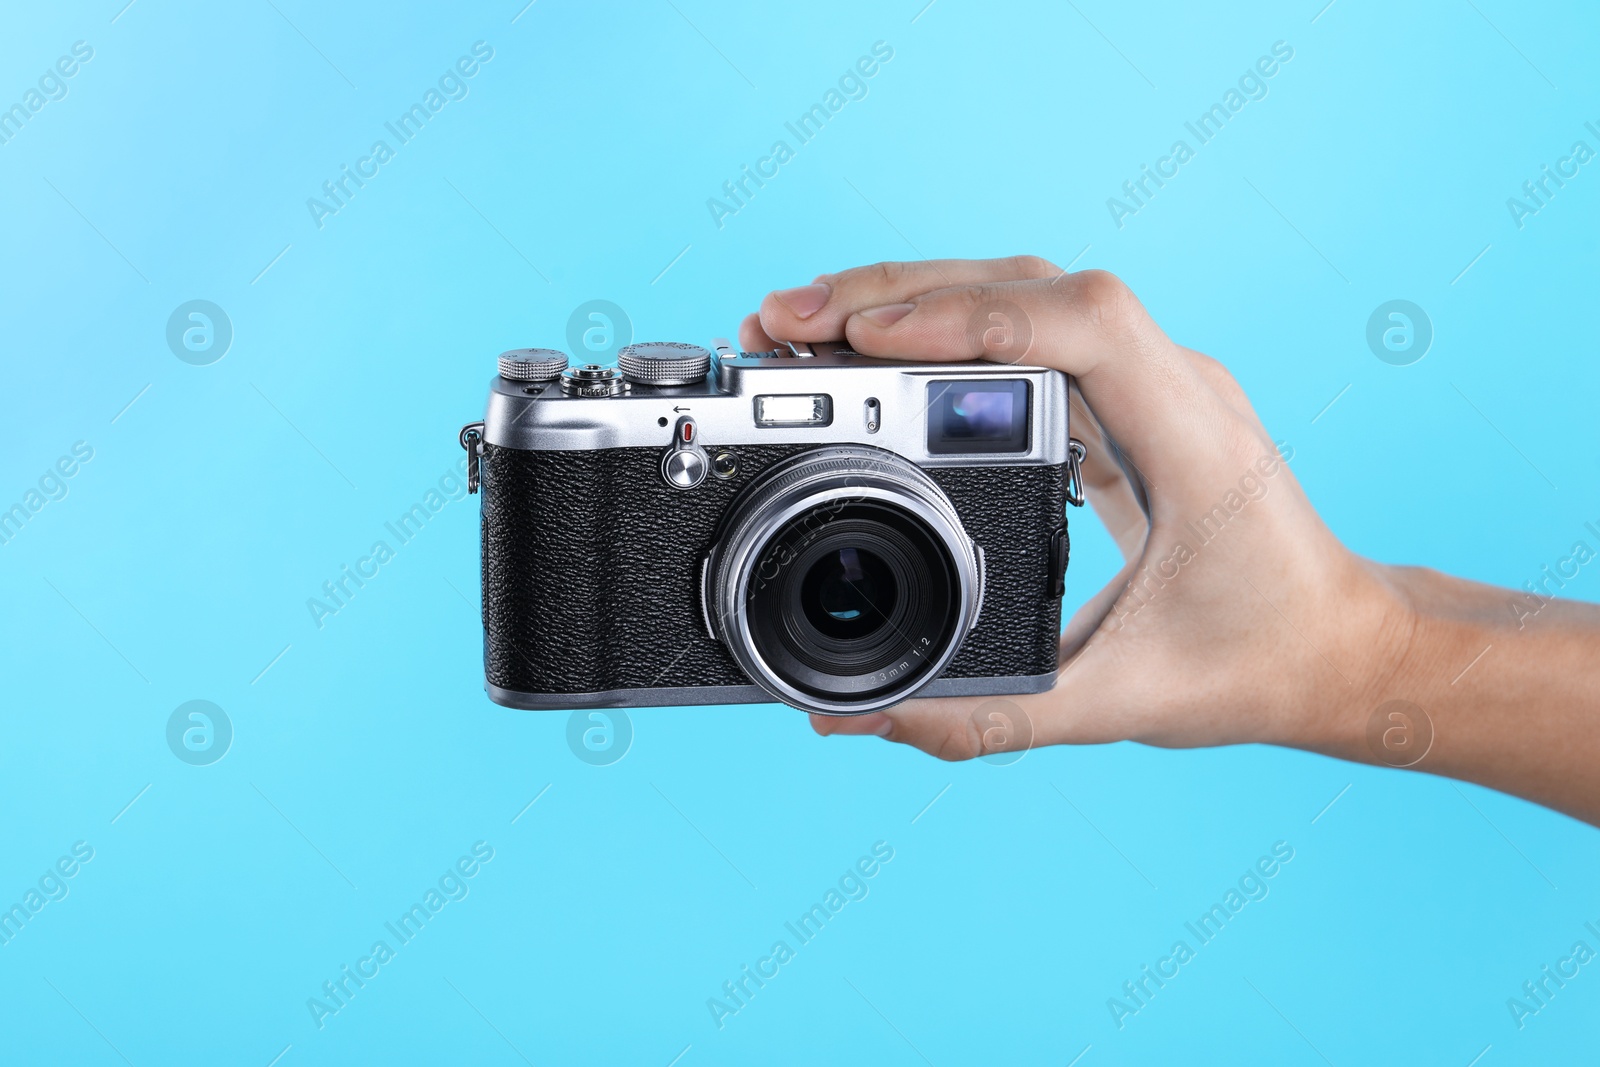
(705, 446, 983, 715)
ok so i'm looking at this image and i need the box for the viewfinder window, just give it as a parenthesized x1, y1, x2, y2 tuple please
(926, 379, 1030, 454)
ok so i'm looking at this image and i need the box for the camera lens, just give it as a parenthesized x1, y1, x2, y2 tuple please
(704, 446, 984, 715)
(745, 504, 957, 703)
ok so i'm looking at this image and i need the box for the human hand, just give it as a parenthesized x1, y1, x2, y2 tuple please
(740, 257, 1416, 762)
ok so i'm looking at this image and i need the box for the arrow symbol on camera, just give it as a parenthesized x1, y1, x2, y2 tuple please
(673, 406, 692, 412)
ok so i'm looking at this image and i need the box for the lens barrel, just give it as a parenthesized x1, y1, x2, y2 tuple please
(704, 447, 984, 715)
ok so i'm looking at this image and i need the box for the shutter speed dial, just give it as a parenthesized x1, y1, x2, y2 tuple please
(619, 343, 712, 386)
(661, 416, 709, 489)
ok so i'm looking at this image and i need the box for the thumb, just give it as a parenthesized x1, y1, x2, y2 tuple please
(811, 703, 990, 761)
(811, 696, 1038, 761)
(808, 642, 1132, 760)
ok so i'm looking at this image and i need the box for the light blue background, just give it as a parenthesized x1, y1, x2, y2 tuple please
(2, 0, 1596, 1063)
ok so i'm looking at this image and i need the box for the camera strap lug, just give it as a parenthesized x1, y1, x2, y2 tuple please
(460, 421, 486, 493)
(1066, 438, 1087, 507)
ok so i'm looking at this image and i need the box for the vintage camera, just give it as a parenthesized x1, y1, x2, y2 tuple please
(459, 339, 1084, 715)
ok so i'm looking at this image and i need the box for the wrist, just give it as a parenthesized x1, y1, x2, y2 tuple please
(1278, 558, 1428, 762)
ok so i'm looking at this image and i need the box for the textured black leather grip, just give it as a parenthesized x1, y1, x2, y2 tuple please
(479, 443, 1067, 698)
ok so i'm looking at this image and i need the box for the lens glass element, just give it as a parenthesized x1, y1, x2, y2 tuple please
(801, 546, 898, 640)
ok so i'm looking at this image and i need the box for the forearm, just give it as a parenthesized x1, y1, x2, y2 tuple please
(1310, 565, 1600, 824)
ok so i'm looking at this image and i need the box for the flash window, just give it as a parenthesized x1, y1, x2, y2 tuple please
(754, 394, 833, 427)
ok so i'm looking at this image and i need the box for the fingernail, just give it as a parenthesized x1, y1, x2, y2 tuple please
(858, 303, 914, 327)
(772, 283, 831, 319)
(873, 717, 894, 737)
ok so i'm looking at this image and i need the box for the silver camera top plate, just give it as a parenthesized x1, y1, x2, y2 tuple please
(483, 340, 1071, 468)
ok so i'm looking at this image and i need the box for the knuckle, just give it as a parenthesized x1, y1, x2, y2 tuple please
(758, 290, 790, 318)
(856, 260, 911, 291)
(953, 285, 1013, 332)
(1007, 254, 1059, 280)
(955, 283, 1040, 358)
(1189, 352, 1248, 404)
(927, 715, 987, 762)
(885, 711, 986, 762)
(929, 739, 977, 762)
(1205, 362, 1257, 416)
(1189, 352, 1250, 406)
(957, 281, 1000, 312)
(969, 280, 1033, 315)
(1188, 350, 1233, 383)
(1070, 269, 1138, 332)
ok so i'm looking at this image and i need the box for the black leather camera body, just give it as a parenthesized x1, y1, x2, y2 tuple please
(461, 339, 1083, 716)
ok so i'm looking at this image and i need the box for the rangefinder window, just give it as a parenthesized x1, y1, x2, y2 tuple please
(926, 379, 1030, 454)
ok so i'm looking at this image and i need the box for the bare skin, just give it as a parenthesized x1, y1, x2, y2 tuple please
(738, 256, 1600, 826)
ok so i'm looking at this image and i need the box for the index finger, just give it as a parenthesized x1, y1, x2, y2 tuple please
(758, 256, 1061, 343)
